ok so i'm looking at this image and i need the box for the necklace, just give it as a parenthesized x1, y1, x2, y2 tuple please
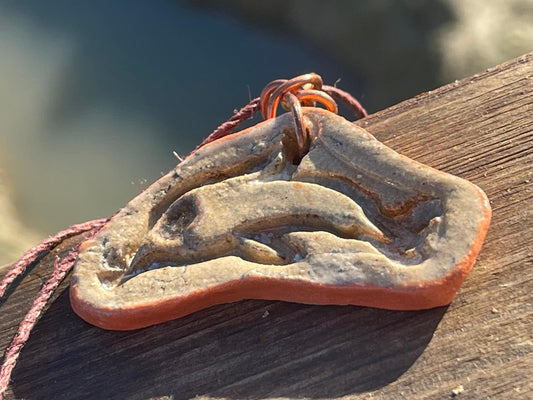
(67, 74, 491, 330)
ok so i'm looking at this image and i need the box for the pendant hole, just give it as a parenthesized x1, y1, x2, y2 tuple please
(282, 127, 310, 165)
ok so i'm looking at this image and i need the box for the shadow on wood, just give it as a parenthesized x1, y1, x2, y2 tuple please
(11, 289, 444, 399)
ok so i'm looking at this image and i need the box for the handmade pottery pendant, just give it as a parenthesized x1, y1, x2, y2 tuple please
(70, 74, 491, 330)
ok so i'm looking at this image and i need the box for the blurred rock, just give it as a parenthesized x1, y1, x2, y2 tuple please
(190, 0, 533, 110)
(437, 0, 533, 82)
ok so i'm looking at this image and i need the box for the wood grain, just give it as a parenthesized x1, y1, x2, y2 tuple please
(1, 53, 532, 400)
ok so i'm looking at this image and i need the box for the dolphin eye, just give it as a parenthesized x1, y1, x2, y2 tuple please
(160, 196, 197, 239)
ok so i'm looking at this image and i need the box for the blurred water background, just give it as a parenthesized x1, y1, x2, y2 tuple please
(1, 0, 532, 264)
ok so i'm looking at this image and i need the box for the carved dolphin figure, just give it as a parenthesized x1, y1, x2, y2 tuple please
(70, 109, 491, 330)
(128, 179, 386, 272)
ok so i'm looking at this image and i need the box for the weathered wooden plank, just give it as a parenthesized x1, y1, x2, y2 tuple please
(1, 53, 532, 400)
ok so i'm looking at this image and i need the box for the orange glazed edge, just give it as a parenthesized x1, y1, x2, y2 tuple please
(70, 161, 492, 331)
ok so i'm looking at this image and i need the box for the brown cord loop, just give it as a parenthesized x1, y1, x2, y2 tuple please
(259, 73, 339, 158)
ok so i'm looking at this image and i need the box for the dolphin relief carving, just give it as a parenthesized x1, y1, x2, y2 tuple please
(70, 109, 491, 330)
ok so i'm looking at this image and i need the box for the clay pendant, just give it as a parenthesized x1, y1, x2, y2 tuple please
(70, 106, 491, 330)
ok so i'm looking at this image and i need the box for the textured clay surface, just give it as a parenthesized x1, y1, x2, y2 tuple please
(70, 109, 491, 330)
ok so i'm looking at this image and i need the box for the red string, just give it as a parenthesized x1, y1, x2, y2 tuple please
(0, 219, 107, 299)
(194, 97, 261, 152)
(0, 219, 106, 400)
(323, 85, 368, 119)
(191, 85, 366, 155)
(0, 81, 366, 399)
